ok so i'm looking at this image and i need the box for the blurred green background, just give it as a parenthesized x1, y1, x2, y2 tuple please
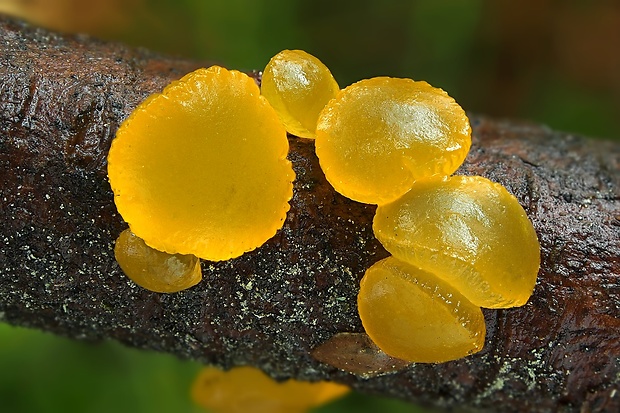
(0, 0, 618, 412)
(0, 0, 618, 139)
(0, 323, 425, 413)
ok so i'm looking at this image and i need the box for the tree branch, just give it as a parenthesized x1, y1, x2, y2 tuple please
(1, 14, 618, 413)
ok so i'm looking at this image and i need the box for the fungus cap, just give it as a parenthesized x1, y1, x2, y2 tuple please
(373, 175, 541, 308)
(261, 49, 339, 139)
(107, 66, 295, 261)
(191, 366, 349, 413)
(358, 256, 485, 363)
(114, 229, 201, 293)
(315, 77, 471, 205)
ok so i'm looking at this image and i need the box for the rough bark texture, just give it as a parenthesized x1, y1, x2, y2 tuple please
(1, 14, 619, 413)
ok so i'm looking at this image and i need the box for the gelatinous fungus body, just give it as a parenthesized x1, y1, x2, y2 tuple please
(373, 175, 540, 308)
(358, 257, 485, 363)
(107, 66, 295, 261)
(261, 49, 339, 139)
(315, 77, 471, 205)
(114, 229, 201, 293)
(311, 332, 411, 378)
(191, 366, 349, 413)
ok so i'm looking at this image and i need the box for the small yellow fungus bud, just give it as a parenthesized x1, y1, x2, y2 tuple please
(261, 49, 339, 139)
(107, 66, 295, 261)
(315, 77, 471, 204)
(358, 256, 486, 363)
(191, 366, 350, 413)
(373, 175, 540, 308)
(114, 229, 201, 293)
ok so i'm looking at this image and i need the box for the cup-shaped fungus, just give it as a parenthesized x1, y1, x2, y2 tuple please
(315, 77, 471, 205)
(191, 366, 349, 413)
(107, 66, 295, 261)
(358, 256, 486, 363)
(114, 229, 201, 293)
(261, 49, 339, 139)
(373, 175, 540, 308)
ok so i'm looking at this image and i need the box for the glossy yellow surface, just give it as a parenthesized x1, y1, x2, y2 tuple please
(315, 77, 471, 205)
(191, 366, 350, 413)
(107, 66, 295, 261)
(261, 50, 339, 139)
(358, 256, 485, 363)
(373, 176, 540, 308)
(114, 229, 201, 293)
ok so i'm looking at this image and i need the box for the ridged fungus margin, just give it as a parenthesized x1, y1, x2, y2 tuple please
(108, 66, 295, 292)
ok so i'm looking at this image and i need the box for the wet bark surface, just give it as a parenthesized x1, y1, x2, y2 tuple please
(1, 14, 619, 413)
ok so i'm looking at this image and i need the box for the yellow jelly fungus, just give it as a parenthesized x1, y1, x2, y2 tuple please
(107, 66, 295, 261)
(373, 175, 540, 309)
(315, 77, 471, 205)
(261, 49, 340, 139)
(114, 229, 201, 293)
(191, 366, 350, 413)
(358, 256, 485, 363)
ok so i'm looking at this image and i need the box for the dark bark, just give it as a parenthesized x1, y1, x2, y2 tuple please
(1, 14, 619, 413)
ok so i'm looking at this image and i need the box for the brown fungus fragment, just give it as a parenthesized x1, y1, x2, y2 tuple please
(312, 332, 411, 378)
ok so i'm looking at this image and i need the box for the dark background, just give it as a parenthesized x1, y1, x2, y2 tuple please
(0, 1, 618, 412)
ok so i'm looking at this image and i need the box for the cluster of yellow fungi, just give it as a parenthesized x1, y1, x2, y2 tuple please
(107, 49, 541, 409)
(191, 366, 349, 413)
(262, 50, 540, 363)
